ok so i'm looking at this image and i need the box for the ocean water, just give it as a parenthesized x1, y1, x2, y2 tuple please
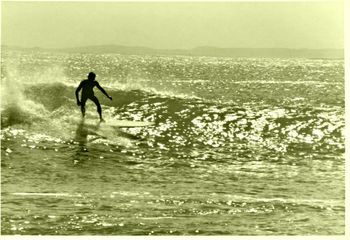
(1, 50, 345, 235)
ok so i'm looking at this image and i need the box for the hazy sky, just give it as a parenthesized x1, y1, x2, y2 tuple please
(1, 1, 343, 49)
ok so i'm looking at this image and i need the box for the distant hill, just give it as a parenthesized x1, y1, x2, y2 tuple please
(2, 45, 344, 59)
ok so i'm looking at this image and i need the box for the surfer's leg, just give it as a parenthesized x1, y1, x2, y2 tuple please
(80, 97, 87, 118)
(90, 96, 103, 120)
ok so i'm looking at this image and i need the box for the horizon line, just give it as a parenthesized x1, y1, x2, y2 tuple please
(2, 44, 344, 51)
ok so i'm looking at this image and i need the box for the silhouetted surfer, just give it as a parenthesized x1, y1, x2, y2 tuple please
(75, 72, 112, 121)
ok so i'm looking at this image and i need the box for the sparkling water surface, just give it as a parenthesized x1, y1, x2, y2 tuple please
(1, 51, 344, 235)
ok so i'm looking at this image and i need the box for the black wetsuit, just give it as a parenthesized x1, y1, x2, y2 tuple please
(79, 80, 102, 111)
(76, 79, 110, 119)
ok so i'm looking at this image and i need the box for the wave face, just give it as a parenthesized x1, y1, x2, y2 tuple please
(1, 50, 345, 235)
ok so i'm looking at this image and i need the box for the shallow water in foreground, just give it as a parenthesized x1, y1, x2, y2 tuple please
(1, 51, 345, 235)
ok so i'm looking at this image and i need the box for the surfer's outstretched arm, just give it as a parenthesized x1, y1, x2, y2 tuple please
(96, 82, 112, 100)
(75, 82, 83, 105)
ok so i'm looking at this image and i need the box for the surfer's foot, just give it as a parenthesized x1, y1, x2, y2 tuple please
(100, 118, 105, 122)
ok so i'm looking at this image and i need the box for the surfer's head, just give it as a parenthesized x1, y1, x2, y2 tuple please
(88, 72, 96, 81)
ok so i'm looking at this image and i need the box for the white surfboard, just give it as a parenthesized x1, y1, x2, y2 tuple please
(72, 117, 154, 128)
(102, 119, 155, 128)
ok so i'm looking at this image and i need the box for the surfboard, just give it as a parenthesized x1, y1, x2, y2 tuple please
(71, 117, 154, 128)
(102, 119, 155, 128)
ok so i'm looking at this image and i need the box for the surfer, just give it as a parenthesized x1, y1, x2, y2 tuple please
(75, 72, 112, 121)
